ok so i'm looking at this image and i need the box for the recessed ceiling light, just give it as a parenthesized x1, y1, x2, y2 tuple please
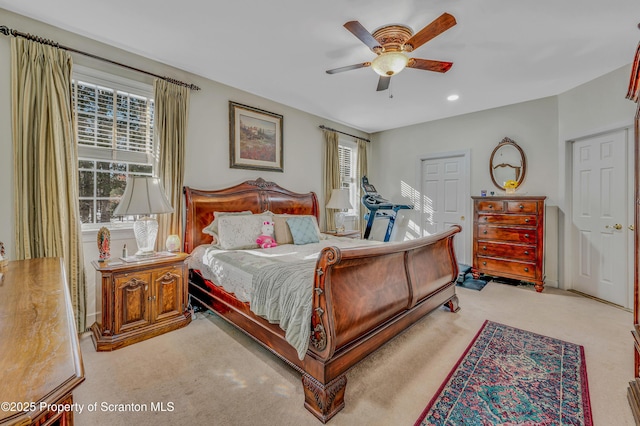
(447, 94, 459, 101)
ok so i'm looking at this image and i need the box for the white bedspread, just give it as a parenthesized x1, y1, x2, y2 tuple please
(188, 236, 380, 359)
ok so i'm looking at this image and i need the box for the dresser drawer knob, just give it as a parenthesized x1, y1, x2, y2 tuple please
(484, 217, 488, 221)
(524, 267, 529, 272)
(524, 234, 529, 238)
(483, 230, 488, 234)
(519, 204, 524, 209)
(482, 261, 487, 266)
(483, 246, 487, 250)
(525, 218, 530, 223)
(489, 205, 493, 209)
(524, 250, 529, 255)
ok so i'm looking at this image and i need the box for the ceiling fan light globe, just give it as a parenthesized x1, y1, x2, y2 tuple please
(371, 52, 409, 77)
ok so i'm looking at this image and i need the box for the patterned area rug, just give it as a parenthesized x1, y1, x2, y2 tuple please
(415, 320, 593, 425)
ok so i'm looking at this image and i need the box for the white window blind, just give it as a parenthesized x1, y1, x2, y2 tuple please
(73, 68, 155, 164)
(73, 67, 155, 226)
(338, 141, 358, 215)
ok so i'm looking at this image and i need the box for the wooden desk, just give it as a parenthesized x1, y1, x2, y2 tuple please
(0, 258, 84, 425)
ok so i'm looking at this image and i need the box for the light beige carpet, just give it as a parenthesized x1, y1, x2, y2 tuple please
(75, 282, 635, 425)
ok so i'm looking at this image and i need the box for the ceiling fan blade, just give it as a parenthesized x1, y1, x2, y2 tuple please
(376, 76, 391, 91)
(404, 13, 457, 52)
(326, 62, 371, 74)
(407, 58, 453, 73)
(344, 21, 381, 51)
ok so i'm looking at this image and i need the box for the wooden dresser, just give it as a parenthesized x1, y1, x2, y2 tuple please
(471, 195, 547, 292)
(0, 258, 84, 425)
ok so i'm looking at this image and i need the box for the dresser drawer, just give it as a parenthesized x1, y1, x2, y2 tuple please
(477, 214, 538, 226)
(506, 201, 539, 213)
(476, 257, 537, 279)
(477, 225, 538, 243)
(475, 200, 504, 212)
(476, 241, 537, 262)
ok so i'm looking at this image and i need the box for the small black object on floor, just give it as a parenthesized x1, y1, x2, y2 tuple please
(456, 264, 491, 291)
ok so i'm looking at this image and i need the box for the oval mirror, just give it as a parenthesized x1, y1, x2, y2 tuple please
(490, 137, 526, 190)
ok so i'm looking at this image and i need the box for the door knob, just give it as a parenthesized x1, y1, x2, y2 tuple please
(630, 225, 635, 231)
(605, 224, 623, 230)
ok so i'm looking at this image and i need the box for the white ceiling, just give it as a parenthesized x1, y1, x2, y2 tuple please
(1, 0, 639, 133)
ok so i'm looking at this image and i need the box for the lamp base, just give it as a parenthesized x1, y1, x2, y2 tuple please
(334, 211, 346, 233)
(133, 216, 159, 256)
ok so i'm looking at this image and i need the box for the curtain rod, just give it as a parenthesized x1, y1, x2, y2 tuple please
(0, 25, 201, 91)
(318, 125, 370, 143)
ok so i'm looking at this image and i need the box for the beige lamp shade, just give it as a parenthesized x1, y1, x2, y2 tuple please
(326, 188, 352, 233)
(326, 188, 353, 210)
(113, 177, 174, 216)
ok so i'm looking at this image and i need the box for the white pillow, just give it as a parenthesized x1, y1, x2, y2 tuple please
(202, 210, 253, 243)
(217, 213, 273, 250)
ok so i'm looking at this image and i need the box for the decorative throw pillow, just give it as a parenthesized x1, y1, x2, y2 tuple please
(202, 210, 253, 243)
(273, 214, 295, 244)
(274, 214, 324, 244)
(286, 216, 320, 245)
(217, 213, 273, 250)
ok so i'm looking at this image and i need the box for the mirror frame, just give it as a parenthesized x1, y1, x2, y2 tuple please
(489, 137, 527, 190)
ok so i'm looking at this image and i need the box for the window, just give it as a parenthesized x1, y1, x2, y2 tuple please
(73, 66, 155, 227)
(338, 140, 358, 217)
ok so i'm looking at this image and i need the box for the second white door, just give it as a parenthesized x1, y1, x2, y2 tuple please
(571, 129, 630, 307)
(421, 152, 470, 265)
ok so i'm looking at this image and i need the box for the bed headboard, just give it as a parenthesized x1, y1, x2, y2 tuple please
(183, 178, 320, 253)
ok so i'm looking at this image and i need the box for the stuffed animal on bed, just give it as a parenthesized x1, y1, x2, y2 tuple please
(256, 220, 278, 249)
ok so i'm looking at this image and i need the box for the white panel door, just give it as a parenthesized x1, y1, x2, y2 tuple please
(421, 154, 469, 265)
(571, 129, 629, 306)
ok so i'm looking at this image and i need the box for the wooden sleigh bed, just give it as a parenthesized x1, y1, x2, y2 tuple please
(183, 178, 460, 422)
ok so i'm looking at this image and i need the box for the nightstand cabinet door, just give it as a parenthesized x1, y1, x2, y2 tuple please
(114, 272, 152, 334)
(152, 266, 184, 323)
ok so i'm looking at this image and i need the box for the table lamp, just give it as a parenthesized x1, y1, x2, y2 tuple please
(326, 188, 353, 233)
(113, 176, 174, 256)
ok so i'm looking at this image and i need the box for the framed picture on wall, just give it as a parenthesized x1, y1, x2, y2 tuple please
(229, 101, 283, 172)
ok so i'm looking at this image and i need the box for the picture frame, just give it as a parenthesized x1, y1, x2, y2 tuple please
(229, 101, 283, 172)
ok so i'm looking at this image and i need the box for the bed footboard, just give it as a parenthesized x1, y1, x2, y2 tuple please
(302, 225, 460, 421)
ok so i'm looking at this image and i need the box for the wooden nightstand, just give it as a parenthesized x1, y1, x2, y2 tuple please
(90, 252, 192, 351)
(325, 230, 361, 239)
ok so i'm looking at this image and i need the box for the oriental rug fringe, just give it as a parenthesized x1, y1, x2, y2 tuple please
(415, 320, 593, 425)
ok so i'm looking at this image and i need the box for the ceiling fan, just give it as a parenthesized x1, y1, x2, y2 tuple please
(326, 13, 457, 91)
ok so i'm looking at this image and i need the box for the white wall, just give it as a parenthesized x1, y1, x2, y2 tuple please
(0, 9, 369, 326)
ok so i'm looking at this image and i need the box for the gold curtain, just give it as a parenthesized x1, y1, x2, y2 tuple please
(323, 129, 340, 231)
(356, 138, 369, 234)
(154, 79, 190, 251)
(11, 38, 86, 330)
